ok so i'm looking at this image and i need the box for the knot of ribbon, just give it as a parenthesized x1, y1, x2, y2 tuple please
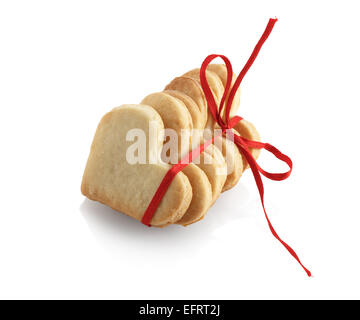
(141, 18, 311, 277)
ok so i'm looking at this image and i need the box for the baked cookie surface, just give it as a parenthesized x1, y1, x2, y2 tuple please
(81, 104, 192, 227)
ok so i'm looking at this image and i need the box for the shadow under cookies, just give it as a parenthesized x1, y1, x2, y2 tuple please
(80, 181, 251, 254)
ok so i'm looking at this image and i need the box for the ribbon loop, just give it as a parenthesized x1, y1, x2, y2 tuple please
(239, 137, 293, 181)
(200, 54, 233, 129)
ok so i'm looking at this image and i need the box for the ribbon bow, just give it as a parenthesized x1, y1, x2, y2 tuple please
(142, 18, 311, 277)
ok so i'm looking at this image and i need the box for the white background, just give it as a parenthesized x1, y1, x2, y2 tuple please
(0, 0, 359, 300)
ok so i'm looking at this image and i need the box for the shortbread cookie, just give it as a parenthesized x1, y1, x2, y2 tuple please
(141, 92, 193, 161)
(233, 119, 261, 171)
(176, 163, 212, 226)
(207, 64, 241, 117)
(163, 90, 204, 130)
(164, 77, 207, 127)
(217, 136, 243, 191)
(183, 69, 224, 103)
(81, 104, 192, 227)
(204, 143, 227, 176)
(182, 69, 224, 130)
(196, 144, 227, 204)
(202, 129, 242, 192)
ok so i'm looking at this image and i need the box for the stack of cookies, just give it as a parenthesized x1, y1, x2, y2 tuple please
(81, 65, 261, 227)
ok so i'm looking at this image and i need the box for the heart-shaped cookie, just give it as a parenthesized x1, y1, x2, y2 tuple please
(82, 64, 261, 227)
(81, 104, 192, 227)
(141, 91, 226, 224)
(141, 92, 193, 161)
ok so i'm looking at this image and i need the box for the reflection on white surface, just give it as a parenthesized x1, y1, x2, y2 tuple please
(80, 181, 251, 253)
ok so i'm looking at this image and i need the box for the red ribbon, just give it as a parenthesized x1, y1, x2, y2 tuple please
(142, 18, 311, 277)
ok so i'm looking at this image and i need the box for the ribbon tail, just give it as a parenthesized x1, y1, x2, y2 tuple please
(234, 135, 311, 277)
